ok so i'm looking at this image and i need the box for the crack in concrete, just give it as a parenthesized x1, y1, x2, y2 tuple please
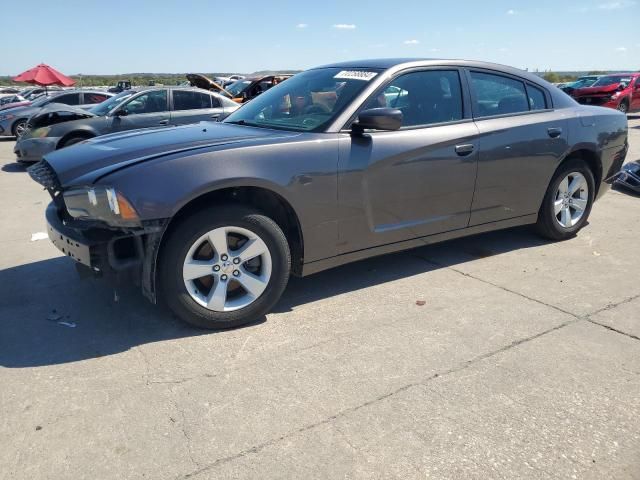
(179, 319, 577, 479)
(586, 318, 640, 342)
(412, 253, 580, 319)
(168, 387, 200, 470)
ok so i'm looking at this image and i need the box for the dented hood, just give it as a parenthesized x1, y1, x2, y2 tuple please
(573, 83, 623, 96)
(33, 102, 96, 119)
(42, 121, 300, 187)
(186, 73, 231, 97)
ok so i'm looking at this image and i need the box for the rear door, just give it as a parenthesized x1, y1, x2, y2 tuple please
(466, 69, 569, 225)
(169, 89, 224, 125)
(111, 89, 170, 132)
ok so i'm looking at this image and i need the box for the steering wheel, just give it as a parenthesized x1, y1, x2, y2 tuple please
(303, 104, 330, 115)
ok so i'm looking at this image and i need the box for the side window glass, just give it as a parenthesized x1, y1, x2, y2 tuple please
(210, 94, 221, 108)
(84, 93, 109, 104)
(54, 93, 80, 105)
(470, 71, 529, 117)
(526, 84, 547, 111)
(124, 90, 167, 114)
(173, 90, 212, 110)
(367, 70, 463, 128)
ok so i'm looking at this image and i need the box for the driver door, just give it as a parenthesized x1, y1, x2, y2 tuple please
(337, 69, 479, 254)
(112, 89, 170, 132)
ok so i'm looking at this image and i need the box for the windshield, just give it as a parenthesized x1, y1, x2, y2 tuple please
(89, 91, 134, 115)
(223, 68, 382, 132)
(226, 80, 252, 97)
(591, 75, 632, 87)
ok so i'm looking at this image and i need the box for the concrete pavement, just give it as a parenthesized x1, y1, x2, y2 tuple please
(1, 116, 639, 479)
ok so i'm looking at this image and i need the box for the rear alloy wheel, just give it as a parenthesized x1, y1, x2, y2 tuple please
(535, 159, 595, 240)
(159, 206, 291, 329)
(12, 120, 27, 137)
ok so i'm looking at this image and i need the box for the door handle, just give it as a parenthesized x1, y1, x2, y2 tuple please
(455, 144, 475, 156)
(158, 119, 169, 125)
(547, 127, 562, 138)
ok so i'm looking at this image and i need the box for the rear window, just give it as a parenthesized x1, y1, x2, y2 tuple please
(470, 72, 529, 117)
(84, 93, 109, 104)
(51, 93, 81, 106)
(526, 84, 547, 111)
(173, 90, 213, 110)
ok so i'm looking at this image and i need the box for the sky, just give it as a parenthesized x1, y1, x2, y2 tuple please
(2, 0, 639, 75)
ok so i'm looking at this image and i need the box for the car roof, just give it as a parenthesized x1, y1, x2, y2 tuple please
(315, 58, 552, 86)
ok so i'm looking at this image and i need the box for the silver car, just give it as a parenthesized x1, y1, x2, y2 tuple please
(0, 90, 113, 137)
(15, 87, 240, 162)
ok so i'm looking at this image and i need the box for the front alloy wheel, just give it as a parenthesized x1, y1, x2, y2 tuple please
(159, 205, 291, 329)
(183, 226, 272, 312)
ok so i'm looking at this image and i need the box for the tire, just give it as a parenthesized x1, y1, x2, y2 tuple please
(535, 158, 595, 241)
(12, 119, 27, 137)
(158, 205, 291, 329)
(618, 100, 629, 114)
(60, 135, 91, 148)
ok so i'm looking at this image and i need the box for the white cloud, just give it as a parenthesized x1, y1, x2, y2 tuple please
(506, 9, 516, 14)
(615, 46, 627, 52)
(333, 24, 356, 30)
(404, 39, 420, 45)
(429, 48, 440, 52)
(296, 23, 308, 29)
(498, 47, 509, 52)
(598, 0, 636, 9)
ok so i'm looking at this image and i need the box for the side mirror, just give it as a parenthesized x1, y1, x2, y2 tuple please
(353, 108, 402, 133)
(114, 108, 128, 117)
(617, 84, 626, 91)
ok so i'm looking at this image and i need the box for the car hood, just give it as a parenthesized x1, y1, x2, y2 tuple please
(573, 83, 622, 96)
(38, 103, 96, 117)
(0, 101, 30, 111)
(43, 122, 301, 187)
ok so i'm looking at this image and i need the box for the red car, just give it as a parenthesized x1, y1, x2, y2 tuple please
(570, 73, 640, 113)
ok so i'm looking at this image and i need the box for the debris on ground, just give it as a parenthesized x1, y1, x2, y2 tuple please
(30, 232, 48, 241)
(416, 300, 426, 306)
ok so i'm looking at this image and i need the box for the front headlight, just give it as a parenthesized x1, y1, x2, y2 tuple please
(31, 126, 51, 138)
(63, 187, 140, 226)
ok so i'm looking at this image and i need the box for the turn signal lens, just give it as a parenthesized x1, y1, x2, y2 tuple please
(116, 192, 139, 221)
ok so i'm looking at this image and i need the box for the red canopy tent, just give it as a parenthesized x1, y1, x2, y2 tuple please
(12, 63, 75, 87)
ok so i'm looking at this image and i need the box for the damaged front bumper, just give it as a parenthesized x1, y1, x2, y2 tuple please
(15, 137, 59, 163)
(45, 202, 168, 303)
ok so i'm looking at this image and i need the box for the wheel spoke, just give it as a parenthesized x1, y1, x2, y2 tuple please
(568, 176, 585, 195)
(235, 238, 268, 262)
(207, 228, 228, 258)
(571, 198, 587, 212)
(206, 278, 227, 310)
(560, 207, 571, 227)
(554, 199, 564, 215)
(183, 259, 214, 281)
(237, 270, 268, 298)
(558, 177, 569, 194)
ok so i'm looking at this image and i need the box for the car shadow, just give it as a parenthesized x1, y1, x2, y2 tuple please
(0, 226, 548, 369)
(2, 162, 28, 173)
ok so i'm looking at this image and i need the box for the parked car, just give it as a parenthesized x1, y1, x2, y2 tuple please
(224, 74, 293, 103)
(569, 73, 640, 113)
(0, 87, 20, 94)
(108, 80, 132, 93)
(560, 75, 602, 94)
(29, 58, 628, 329)
(0, 99, 30, 112)
(15, 87, 239, 162)
(0, 90, 114, 137)
(20, 86, 63, 100)
(0, 94, 25, 106)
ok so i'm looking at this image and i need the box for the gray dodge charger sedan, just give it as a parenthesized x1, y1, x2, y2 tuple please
(15, 86, 239, 162)
(28, 59, 628, 329)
